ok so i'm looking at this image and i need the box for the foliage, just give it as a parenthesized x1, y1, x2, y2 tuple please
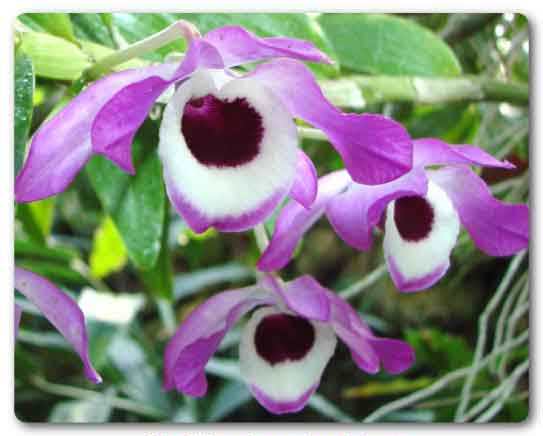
(14, 12, 529, 423)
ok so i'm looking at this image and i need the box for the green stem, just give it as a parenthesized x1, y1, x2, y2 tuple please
(319, 75, 529, 108)
(83, 20, 199, 80)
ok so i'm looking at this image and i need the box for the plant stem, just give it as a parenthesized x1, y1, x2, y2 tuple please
(83, 20, 199, 80)
(253, 224, 270, 253)
(339, 264, 388, 300)
(319, 75, 529, 108)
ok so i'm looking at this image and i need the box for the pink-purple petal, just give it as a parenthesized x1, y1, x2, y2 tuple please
(250, 383, 318, 415)
(257, 170, 352, 272)
(163, 286, 274, 393)
(289, 150, 318, 209)
(429, 166, 529, 256)
(246, 58, 413, 185)
(326, 166, 428, 251)
(13, 267, 101, 384)
(266, 275, 331, 322)
(368, 338, 416, 374)
(413, 138, 515, 169)
(203, 25, 332, 66)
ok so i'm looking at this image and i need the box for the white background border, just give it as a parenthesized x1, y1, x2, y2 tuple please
(1, 1, 540, 435)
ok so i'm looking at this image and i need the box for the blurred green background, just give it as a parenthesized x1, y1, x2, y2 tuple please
(14, 13, 529, 423)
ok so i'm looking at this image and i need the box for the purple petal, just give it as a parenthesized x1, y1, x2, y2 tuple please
(413, 138, 516, 169)
(163, 286, 274, 394)
(289, 150, 318, 209)
(257, 170, 352, 272)
(429, 166, 529, 256)
(246, 58, 413, 185)
(14, 61, 186, 202)
(250, 383, 318, 415)
(15, 304, 22, 340)
(203, 25, 332, 66)
(14, 268, 101, 383)
(324, 288, 414, 375)
(326, 166, 428, 251)
(368, 338, 416, 374)
(265, 275, 331, 322)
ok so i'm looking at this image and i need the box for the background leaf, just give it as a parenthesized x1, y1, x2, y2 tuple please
(19, 13, 77, 43)
(86, 122, 165, 270)
(318, 13, 461, 76)
(14, 50, 34, 176)
(89, 216, 128, 279)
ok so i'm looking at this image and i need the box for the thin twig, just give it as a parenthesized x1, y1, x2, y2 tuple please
(455, 250, 527, 420)
(339, 264, 388, 300)
(475, 359, 529, 422)
(363, 330, 528, 423)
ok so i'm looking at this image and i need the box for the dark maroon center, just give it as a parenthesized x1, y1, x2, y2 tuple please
(393, 196, 435, 242)
(254, 314, 315, 365)
(181, 94, 263, 168)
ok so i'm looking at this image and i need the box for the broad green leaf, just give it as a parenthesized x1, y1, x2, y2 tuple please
(86, 123, 165, 270)
(20, 13, 77, 43)
(318, 14, 461, 76)
(139, 205, 173, 300)
(89, 216, 128, 279)
(15, 239, 79, 264)
(15, 198, 55, 244)
(18, 31, 91, 81)
(70, 13, 115, 47)
(14, 51, 34, 176)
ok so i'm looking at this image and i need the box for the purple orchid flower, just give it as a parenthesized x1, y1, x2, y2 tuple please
(163, 274, 414, 414)
(15, 22, 413, 233)
(14, 267, 102, 384)
(257, 138, 530, 292)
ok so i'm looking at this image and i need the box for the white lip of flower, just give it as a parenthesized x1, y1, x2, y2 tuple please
(384, 180, 461, 281)
(239, 306, 337, 403)
(158, 69, 298, 220)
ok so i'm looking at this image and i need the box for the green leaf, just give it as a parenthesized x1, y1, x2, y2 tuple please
(20, 13, 77, 43)
(15, 198, 55, 244)
(70, 13, 115, 47)
(18, 31, 91, 81)
(15, 239, 79, 264)
(89, 216, 128, 279)
(318, 14, 461, 76)
(86, 123, 165, 270)
(139, 205, 173, 300)
(14, 50, 34, 176)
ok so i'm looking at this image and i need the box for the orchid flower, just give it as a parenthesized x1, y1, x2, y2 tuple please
(14, 267, 102, 384)
(257, 138, 529, 292)
(163, 274, 414, 414)
(14, 21, 413, 233)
